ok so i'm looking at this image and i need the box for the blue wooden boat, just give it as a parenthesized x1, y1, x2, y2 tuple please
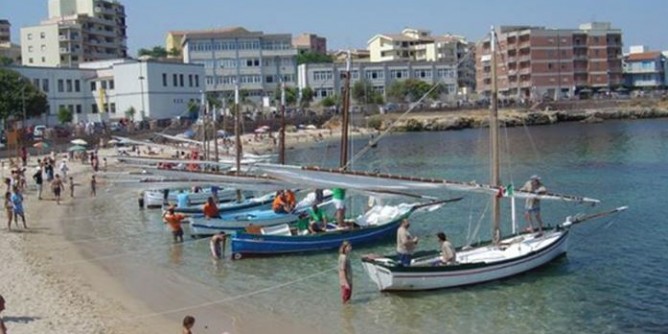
(189, 190, 333, 237)
(230, 200, 455, 260)
(173, 192, 274, 214)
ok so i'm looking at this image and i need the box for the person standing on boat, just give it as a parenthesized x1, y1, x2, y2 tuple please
(520, 175, 547, 234)
(396, 219, 418, 266)
(332, 188, 346, 227)
(163, 206, 186, 243)
(338, 241, 353, 304)
(308, 204, 327, 233)
(203, 196, 220, 219)
(436, 232, 456, 265)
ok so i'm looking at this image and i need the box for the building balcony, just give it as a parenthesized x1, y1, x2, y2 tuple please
(520, 80, 532, 88)
(60, 47, 71, 54)
(574, 67, 588, 73)
(94, 5, 116, 16)
(518, 41, 531, 49)
(573, 54, 588, 60)
(518, 55, 531, 62)
(518, 68, 531, 75)
(506, 56, 517, 63)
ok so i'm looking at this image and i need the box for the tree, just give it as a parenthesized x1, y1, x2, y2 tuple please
(321, 95, 340, 107)
(0, 68, 49, 122)
(168, 47, 181, 57)
(273, 86, 298, 106)
(0, 56, 13, 66)
(297, 51, 334, 65)
(57, 106, 72, 124)
(352, 79, 384, 105)
(300, 86, 314, 106)
(187, 100, 199, 119)
(124, 106, 136, 120)
(386, 79, 441, 103)
(137, 46, 168, 58)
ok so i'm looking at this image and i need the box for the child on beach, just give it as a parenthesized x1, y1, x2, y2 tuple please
(90, 175, 97, 197)
(182, 315, 195, 334)
(4, 192, 13, 231)
(69, 177, 75, 197)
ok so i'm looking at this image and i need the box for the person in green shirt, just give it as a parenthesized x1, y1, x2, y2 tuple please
(308, 204, 327, 233)
(332, 187, 346, 227)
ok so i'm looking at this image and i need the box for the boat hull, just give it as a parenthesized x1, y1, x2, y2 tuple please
(143, 187, 243, 208)
(361, 229, 569, 291)
(189, 211, 300, 237)
(173, 194, 273, 214)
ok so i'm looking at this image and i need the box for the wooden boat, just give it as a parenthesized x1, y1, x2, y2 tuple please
(173, 192, 274, 214)
(143, 186, 244, 208)
(188, 190, 332, 237)
(229, 200, 458, 260)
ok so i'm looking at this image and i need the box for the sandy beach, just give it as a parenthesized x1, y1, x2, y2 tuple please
(0, 125, 358, 333)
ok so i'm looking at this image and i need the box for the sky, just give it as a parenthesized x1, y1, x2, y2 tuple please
(2, 0, 667, 55)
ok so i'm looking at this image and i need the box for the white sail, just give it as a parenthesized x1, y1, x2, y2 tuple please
(256, 163, 599, 204)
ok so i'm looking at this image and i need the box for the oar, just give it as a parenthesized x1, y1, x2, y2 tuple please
(562, 206, 628, 227)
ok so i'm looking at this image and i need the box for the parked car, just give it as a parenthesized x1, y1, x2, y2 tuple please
(33, 125, 46, 139)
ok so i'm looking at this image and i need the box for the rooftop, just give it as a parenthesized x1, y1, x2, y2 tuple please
(626, 52, 663, 61)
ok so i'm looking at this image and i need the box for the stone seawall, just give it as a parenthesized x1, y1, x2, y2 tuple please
(375, 108, 668, 132)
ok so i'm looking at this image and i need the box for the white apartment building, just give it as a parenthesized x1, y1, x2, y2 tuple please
(178, 27, 298, 101)
(5, 59, 204, 124)
(21, 0, 127, 67)
(367, 28, 476, 93)
(297, 61, 458, 102)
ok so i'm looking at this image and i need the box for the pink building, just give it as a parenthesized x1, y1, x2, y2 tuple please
(292, 33, 327, 55)
(477, 22, 623, 99)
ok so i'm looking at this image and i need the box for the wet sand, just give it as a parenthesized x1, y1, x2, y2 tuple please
(0, 126, 353, 333)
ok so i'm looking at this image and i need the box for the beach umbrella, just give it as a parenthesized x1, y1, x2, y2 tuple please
(68, 145, 87, 152)
(71, 139, 87, 145)
(33, 141, 49, 149)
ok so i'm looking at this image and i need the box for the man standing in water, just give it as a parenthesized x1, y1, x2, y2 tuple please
(338, 241, 353, 304)
(163, 206, 186, 243)
(396, 219, 418, 266)
(520, 175, 547, 235)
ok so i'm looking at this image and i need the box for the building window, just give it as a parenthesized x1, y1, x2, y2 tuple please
(58, 79, 64, 92)
(32, 78, 39, 88)
(109, 80, 114, 90)
(41, 57, 46, 63)
(91, 104, 98, 114)
(91, 81, 96, 91)
(27, 33, 32, 40)
(40, 45, 46, 51)
(110, 103, 116, 113)
(66, 79, 72, 92)
(76, 105, 82, 114)
(29, 58, 33, 64)
(413, 70, 431, 78)
(75, 80, 80, 92)
(195, 75, 199, 87)
(42, 79, 49, 92)
(28, 46, 33, 52)
(179, 74, 184, 87)
(101, 81, 107, 89)
(162, 73, 168, 87)
(265, 75, 274, 83)
(173, 74, 178, 86)
(548, 63, 553, 70)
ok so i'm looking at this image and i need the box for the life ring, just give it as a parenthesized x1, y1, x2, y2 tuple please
(232, 252, 243, 260)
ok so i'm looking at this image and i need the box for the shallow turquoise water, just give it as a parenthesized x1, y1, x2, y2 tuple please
(66, 119, 668, 333)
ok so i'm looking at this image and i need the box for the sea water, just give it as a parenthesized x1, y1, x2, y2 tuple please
(65, 119, 668, 334)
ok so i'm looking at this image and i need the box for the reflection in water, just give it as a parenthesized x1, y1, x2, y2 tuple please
(169, 244, 183, 265)
(340, 305, 355, 334)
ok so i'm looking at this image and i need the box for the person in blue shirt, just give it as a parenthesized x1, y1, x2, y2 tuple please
(11, 186, 27, 229)
(176, 190, 190, 208)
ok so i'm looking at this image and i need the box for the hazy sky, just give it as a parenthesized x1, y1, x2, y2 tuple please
(2, 0, 666, 54)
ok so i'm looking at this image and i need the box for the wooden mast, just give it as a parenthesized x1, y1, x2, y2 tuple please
(490, 26, 501, 244)
(279, 81, 286, 164)
(339, 50, 352, 169)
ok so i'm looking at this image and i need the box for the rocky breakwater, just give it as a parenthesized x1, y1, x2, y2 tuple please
(372, 107, 668, 132)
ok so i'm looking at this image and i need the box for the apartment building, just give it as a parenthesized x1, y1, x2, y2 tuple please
(623, 46, 667, 89)
(21, 0, 127, 67)
(297, 61, 458, 102)
(476, 22, 623, 99)
(5, 59, 204, 123)
(292, 33, 327, 55)
(332, 49, 370, 63)
(367, 28, 476, 93)
(0, 19, 10, 44)
(0, 19, 21, 64)
(179, 27, 298, 101)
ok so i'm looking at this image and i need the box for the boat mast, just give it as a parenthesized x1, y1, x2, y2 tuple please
(490, 26, 501, 244)
(339, 50, 352, 169)
(234, 80, 242, 201)
(279, 80, 286, 164)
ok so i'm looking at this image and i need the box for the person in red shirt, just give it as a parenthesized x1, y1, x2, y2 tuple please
(203, 196, 220, 218)
(163, 206, 187, 243)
